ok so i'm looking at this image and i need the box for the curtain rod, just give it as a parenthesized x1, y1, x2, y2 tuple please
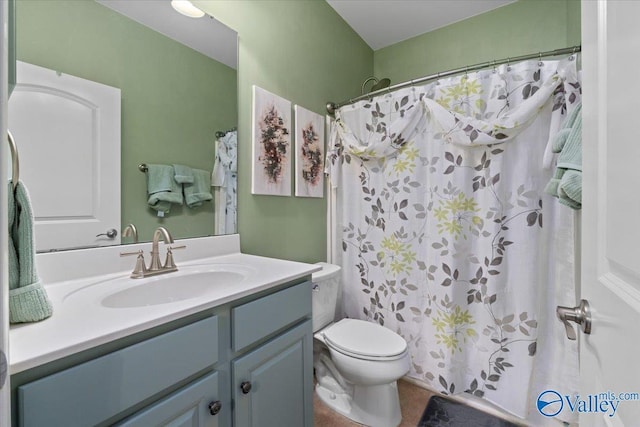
(326, 45, 581, 115)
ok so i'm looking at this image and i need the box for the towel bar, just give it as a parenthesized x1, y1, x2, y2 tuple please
(8, 130, 19, 190)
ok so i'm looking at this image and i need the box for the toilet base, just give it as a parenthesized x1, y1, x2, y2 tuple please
(315, 380, 402, 427)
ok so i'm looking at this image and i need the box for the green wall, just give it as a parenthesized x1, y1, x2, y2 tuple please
(18, 0, 580, 262)
(195, 0, 373, 262)
(374, 0, 581, 83)
(16, 0, 237, 243)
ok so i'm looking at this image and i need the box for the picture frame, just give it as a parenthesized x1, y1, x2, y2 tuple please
(294, 105, 325, 198)
(251, 85, 292, 196)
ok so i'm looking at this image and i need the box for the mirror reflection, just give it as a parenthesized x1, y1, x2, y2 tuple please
(11, 0, 238, 252)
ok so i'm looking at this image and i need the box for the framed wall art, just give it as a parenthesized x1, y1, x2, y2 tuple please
(251, 85, 291, 196)
(294, 105, 324, 198)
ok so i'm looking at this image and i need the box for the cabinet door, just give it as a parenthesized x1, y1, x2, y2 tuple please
(117, 372, 221, 427)
(233, 320, 313, 427)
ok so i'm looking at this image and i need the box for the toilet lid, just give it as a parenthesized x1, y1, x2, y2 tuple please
(322, 319, 407, 358)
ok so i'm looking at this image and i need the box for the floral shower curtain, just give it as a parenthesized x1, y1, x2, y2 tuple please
(327, 56, 581, 423)
(212, 130, 237, 234)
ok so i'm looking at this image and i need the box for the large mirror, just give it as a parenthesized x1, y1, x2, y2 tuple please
(10, 0, 238, 252)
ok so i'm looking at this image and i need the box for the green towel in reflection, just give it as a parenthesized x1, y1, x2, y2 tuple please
(8, 181, 53, 324)
(184, 169, 213, 208)
(147, 164, 183, 214)
(173, 164, 194, 184)
(545, 102, 582, 210)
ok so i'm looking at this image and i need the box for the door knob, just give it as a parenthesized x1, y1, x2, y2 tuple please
(556, 299, 591, 340)
(96, 228, 118, 239)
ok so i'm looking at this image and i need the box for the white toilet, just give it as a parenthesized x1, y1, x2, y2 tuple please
(312, 263, 410, 427)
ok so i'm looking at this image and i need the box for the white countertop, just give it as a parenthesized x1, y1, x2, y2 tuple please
(10, 235, 321, 374)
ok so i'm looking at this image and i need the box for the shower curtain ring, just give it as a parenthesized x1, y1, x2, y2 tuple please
(507, 57, 511, 71)
(492, 60, 497, 73)
(538, 52, 543, 66)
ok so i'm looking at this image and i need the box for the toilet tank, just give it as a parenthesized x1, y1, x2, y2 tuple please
(312, 262, 341, 332)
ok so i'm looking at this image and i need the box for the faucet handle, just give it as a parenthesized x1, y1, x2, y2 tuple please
(120, 249, 143, 257)
(163, 245, 186, 270)
(120, 250, 148, 278)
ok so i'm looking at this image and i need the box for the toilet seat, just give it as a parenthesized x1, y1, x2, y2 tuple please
(322, 318, 407, 361)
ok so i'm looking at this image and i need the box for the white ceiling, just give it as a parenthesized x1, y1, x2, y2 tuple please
(326, 0, 517, 50)
(96, 0, 237, 69)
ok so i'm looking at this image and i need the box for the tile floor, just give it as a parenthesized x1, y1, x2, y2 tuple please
(313, 379, 435, 426)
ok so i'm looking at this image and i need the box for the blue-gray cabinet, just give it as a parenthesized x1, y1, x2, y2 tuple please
(11, 279, 313, 427)
(116, 372, 221, 427)
(17, 316, 220, 427)
(231, 282, 313, 427)
(233, 321, 313, 427)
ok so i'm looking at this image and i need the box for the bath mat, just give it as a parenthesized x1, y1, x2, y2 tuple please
(417, 395, 519, 427)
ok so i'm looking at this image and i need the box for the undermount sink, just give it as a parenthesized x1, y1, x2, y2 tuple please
(63, 264, 253, 309)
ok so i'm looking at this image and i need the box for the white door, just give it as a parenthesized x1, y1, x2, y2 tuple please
(579, 1, 640, 425)
(8, 61, 121, 252)
(0, 3, 10, 427)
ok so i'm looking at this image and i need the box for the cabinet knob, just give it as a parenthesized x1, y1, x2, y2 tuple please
(208, 400, 222, 415)
(240, 381, 252, 394)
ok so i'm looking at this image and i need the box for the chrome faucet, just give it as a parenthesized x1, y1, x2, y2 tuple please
(120, 226, 185, 279)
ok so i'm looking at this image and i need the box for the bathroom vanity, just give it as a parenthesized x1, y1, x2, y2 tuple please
(9, 235, 317, 427)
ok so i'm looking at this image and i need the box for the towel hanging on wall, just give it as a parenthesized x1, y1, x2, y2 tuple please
(184, 169, 213, 208)
(8, 181, 53, 323)
(146, 164, 184, 216)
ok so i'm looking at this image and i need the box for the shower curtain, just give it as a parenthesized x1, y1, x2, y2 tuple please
(212, 130, 238, 234)
(327, 56, 580, 423)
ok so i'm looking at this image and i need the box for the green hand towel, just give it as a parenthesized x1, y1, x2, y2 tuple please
(545, 102, 582, 210)
(8, 181, 53, 324)
(554, 111, 582, 171)
(173, 164, 194, 184)
(184, 169, 213, 208)
(147, 164, 183, 214)
(558, 170, 582, 209)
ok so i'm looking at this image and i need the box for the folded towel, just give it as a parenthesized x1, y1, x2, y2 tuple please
(8, 181, 53, 323)
(184, 169, 213, 208)
(146, 164, 183, 214)
(173, 164, 194, 184)
(545, 102, 582, 209)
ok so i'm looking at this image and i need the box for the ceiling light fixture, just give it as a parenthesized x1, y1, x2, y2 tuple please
(170, 0, 205, 18)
